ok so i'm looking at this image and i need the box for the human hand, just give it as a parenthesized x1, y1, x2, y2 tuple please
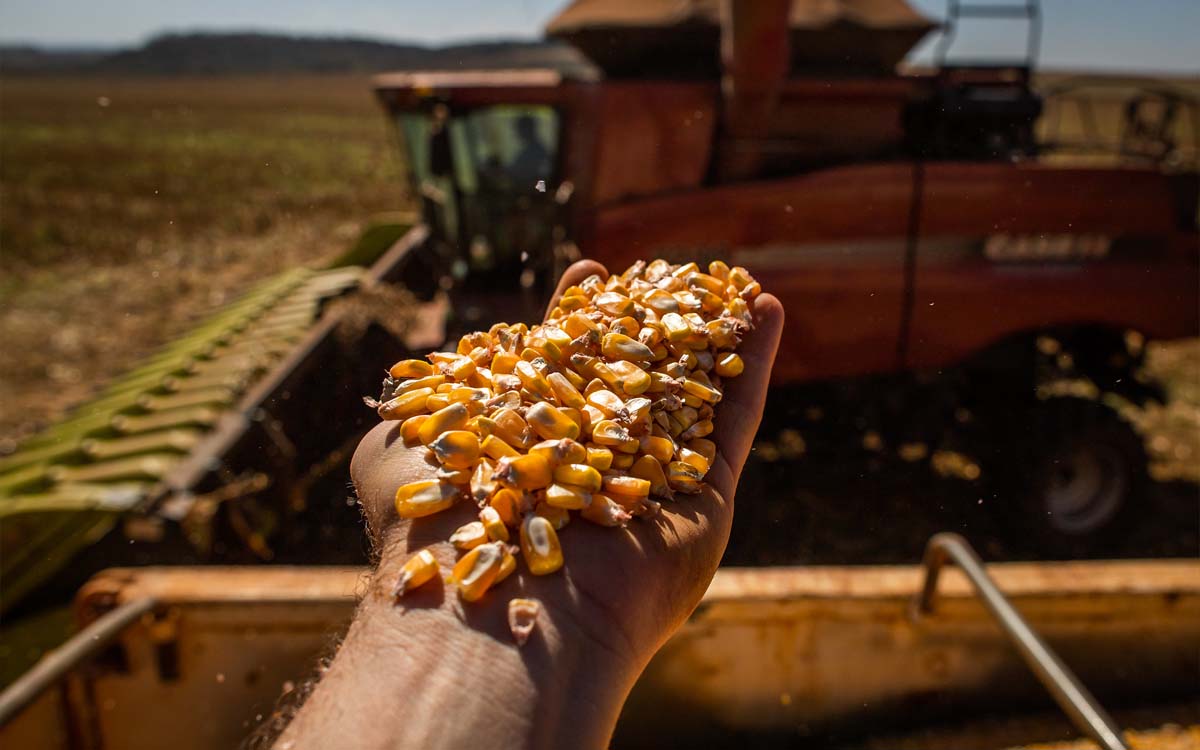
(281, 260, 782, 750)
(352, 259, 782, 659)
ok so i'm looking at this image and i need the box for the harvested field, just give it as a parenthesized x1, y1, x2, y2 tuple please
(0, 74, 408, 445)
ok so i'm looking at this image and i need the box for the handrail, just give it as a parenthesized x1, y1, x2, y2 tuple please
(911, 533, 1129, 750)
(0, 596, 159, 727)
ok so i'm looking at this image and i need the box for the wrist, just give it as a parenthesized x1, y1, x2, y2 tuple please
(303, 533, 638, 749)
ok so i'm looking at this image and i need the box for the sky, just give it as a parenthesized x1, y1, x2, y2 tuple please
(0, 0, 1197, 75)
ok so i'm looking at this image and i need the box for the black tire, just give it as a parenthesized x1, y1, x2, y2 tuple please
(983, 396, 1148, 558)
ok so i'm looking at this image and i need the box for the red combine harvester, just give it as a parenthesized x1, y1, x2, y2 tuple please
(373, 0, 1198, 551)
(1, 3, 1197, 748)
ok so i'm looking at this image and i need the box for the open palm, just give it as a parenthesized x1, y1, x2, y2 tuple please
(350, 260, 784, 667)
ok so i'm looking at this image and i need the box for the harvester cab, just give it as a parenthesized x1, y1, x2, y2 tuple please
(381, 75, 578, 326)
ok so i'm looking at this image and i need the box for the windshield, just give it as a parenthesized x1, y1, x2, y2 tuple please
(395, 105, 562, 276)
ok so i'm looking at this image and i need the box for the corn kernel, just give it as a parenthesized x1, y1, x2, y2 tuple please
(581, 493, 633, 527)
(603, 475, 650, 497)
(667, 461, 704, 493)
(400, 414, 429, 445)
(715, 352, 744, 378)
(547, 372, 586, 408)
(553, 463, 602, 492)
(378, 387, 435, 421)
(508, 598, 541, 645)
(395, 480, 459, 518)
(496, 549, 517, 583)
(521, 516, 564, 575)
(585, 445, 614, 470)
(631, 455, 671, 497)
(494, 453, 553, 491)
(418, 402, 470, 444)
(608, 360, 651, 395)
(545, 482, 591, 510)
(601, 333, 655, 362)
(479, 506, 509, 542)
(482, 434, 519, 461)
(452, 542, 505, 601)
(489, 488, 522, 527)
(534, 501, 571, 529)
(611, 452, 635, 469)
(526, 402, 581, 440)
(515, 359, 554, 399)
(430, 430, 481, 470)
(392, 549, 439, 598)
(450, 521, 488, 550)
(390, 359, 435, 379)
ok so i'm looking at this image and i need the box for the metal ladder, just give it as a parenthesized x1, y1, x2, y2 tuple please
(912, 533, 1130, 750)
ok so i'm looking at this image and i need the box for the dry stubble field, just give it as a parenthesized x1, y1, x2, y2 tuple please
(0, 74, 409, 445)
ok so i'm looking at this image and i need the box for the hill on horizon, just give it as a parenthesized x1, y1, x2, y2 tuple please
(0, 31, 595, 76)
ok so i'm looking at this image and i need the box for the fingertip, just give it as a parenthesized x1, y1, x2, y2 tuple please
(564, 259, 608, 285)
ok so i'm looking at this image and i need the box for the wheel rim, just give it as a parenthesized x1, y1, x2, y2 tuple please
(1043, 443, 1128, 535)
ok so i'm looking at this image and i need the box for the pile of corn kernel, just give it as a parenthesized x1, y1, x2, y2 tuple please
(373, 259, 759, 642)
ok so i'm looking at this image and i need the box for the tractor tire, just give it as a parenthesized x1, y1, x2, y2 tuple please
(984, 395, 1147, 558)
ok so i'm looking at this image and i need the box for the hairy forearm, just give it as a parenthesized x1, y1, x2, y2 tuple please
(276, 539, 635, 750)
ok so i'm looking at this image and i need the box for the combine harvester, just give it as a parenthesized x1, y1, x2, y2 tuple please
(1, 0, 1197, 746)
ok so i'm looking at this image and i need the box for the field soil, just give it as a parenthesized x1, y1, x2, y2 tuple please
(0, 74, 408, 445)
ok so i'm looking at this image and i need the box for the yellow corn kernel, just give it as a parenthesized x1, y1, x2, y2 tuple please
(631, 455, 670, 497)
(489, 488, 522, 527)
(416, 402, 470, 445)
(581, 493, 633, 527)
(603, 475, 650, 498)
(496, 549, 517, 583)
(530, 438, 588, 467)
(562, 312, 600, 339)
(640, 435, 675, 464)
(557, 294, 589, 311)
(390, 359, 435, 379)
(594, 292, 634, 317)
(450, 521, 488, 550)
(470, 461, 497, 504)
(452, 542, 505, 602)
(591, 419, 632, 446)
(482, 434, 519, 461)
(534, 501, 571, 529)
(611, 452, 635, 469)
(678, 447, 710, 475)
(491, 351, 519, 375)
(424, 392, 451, 412)
(708, 259, 731, 281)
(545, 482, 591, 510)
(494, 453, 553, 491)
(395, 373, 446, 395)
(526, 402, 581, 441)
(545, 372, 586, 409)
(521, 516, 564, 575)
(687, 271, 725, 296)
(608, 360, 651, 395)
(686, 438, 717, 463)
(681, 377, 722, 404)
(585, 445, 614, 471)
(586, 389, 624, 418)
(430, 430, 481, 470)
(646, 371, 673, 393)
(515, 359, 554, 399)
(624, 397, 652, 427)
(400, 414, 429, 445)
(378, 387, 435, 421)
(667, 461, 704, 493)
(601, 332, 655, 362)
(553, 463, 602, 493)
(392, 549, 438, 598)
(581, 404, 607, 430)
(480, 506, 509, 542)
(611, 316, 641, 337)
(437, 467, 472, 485)
(681, 419, 714, 440)
(395, 480, 459, 518)
(492, 408, 534, 448)
(715, 352, 744, 378)
(661, 313, 691, 342)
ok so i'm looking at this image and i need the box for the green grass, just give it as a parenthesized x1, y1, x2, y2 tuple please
(0, 75, 411, 443)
